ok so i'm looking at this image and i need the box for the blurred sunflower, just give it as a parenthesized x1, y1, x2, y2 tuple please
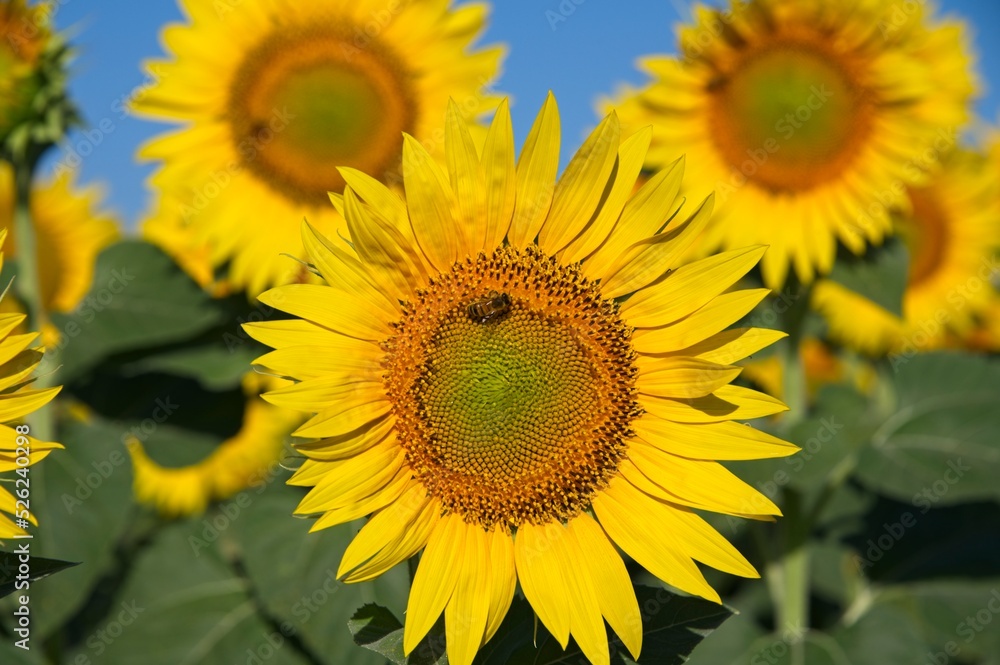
(248, 96, 798, 665)
(0, 0, 48, 142)
(133, 0, 505, 296)
(127, 375, 300, 517)
(813, 148, 1000, 355)
(0, 228, 62, 539)
(610, 0, 976, 288)
(0, 165, 119, 318)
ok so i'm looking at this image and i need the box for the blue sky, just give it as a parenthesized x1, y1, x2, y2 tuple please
(42, 0, 1000, 228)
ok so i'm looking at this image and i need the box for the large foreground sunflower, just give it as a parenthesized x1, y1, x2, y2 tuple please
(0, 228, 62, 539)
(0, 164, 119, 315)
(611, 0, 975, 288)
(812, 148, 1000, 355)
(128, 375, 300, 517)
(134, 0, 504, 296)
(248, 96, 798, 665)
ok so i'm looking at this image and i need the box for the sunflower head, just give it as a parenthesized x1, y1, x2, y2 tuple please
(813, 147, 1000, 356)
(611, 0, 976, 289)
(133, 0, 505, 295)
(247, 94, 797, 665)
(0, 227, 62, 539)
(0, 0, 75, 158)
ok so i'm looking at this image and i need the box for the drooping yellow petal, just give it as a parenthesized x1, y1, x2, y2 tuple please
(404, 513, 466, 654)
(483, 526, 517, 644)
(593, 476, 720, 603)
(445, 523, 491, 665)
(0, 387, 60, 423)
(513, 521, 571, 647)
(566, 513, 642, 661)
(338, 482, 431, 578)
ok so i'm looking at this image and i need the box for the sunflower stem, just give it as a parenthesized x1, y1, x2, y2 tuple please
(11, 156, 56, 443)
(776, 488, 809, 663)
(778, 281, 811, 430)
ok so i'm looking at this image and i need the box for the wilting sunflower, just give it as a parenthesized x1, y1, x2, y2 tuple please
(0, 228, 62, 539)
(0, 164, 119, 317)
(134, 0, 504, 296)
(248, 96, 797, 665)
(610, 0, 976, 288)
(813, 148, 1000, 356)
(127, 375, 300, 517)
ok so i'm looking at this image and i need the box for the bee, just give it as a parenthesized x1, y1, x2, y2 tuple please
(467, 290, 512, 323)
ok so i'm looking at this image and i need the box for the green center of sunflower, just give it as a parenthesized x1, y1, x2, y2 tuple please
(383, 247, 639, 529)
(229, 25, 416, 206)
(710, 42, 873, 192)
(898, 186, 949, 287)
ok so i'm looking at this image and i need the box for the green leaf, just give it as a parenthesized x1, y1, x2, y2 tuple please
(855, 352, 1000, 505)
(0, 415, 135, 638)
(227, 481, 409, 665)
(0, 552, 78, 598)
(117, 337, 261, 391)
(874, 579, 1000, 662)
(49, 241, 228, 384)
(59, 520, 310, 665)
(349, 604, 407, 665)
(825, 238, 908, 317)
(831, 604, 928, 665)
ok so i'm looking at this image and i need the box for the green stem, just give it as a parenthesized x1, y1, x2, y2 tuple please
(778, 282, 811, 431)
(776, 489, 809, 664)
(11, 157, 56, 443)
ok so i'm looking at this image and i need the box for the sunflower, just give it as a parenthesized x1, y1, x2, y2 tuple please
(609, 0, 976, 289)
(247, 95, 797, 665)
(0, 0, 48, 141)
(133, 0, 505, 297)
(0, 163, 119, 314)
(812, 147, 1000, 356)
(127, 374, 300, 517)
(0, 228, 62, 539)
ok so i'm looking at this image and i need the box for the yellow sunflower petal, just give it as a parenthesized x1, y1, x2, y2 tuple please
(508, 92, 560, 249)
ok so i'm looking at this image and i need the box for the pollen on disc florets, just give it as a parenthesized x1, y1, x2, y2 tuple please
(382, 246, 640, 530)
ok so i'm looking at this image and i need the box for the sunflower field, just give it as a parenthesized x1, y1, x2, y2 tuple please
(1, 0, 999, 663)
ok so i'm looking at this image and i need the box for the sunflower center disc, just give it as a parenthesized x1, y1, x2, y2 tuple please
(899, 187, 949, 287)
(383, 247, 639, 529)
(710, 42, 873, 193)
(229, 25, 416, 206)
